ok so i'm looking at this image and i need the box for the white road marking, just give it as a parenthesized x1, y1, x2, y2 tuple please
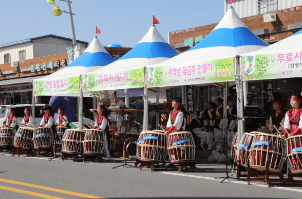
(2, 153, 57, 160)
(161, 172, 302, 193)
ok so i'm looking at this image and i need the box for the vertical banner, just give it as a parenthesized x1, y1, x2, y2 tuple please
(186, 85, 194, 111)
(73, 44, 81, 61)
(67, 46, 74, 64)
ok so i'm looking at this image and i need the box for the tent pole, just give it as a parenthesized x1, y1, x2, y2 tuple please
(125, 89, 129, 108)
(156, 87, 160, 130)
(143, 67, 148, 130)
(79, 75, 83, 130)
(243, 81, 248, 106)
(223, 82, 228, 140)
(235, 55, 243, 146)
(32, 90, 35, 125)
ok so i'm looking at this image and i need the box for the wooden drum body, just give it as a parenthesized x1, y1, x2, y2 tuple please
(61, 129, 85, 154)
(231, 132, 238, 160)
(136, 130, 166, 162)
(287, 135, 302, 174)
(236, 133, 255, 167)
(56, 126, 67, 144)
(0, 128, 14, 147)
(33, 128, 54, 149)
(83, 129, 104, 155)
(14, 127, 35, 149)
(167, 131, 195, 164)
(250, 133, 285, 173)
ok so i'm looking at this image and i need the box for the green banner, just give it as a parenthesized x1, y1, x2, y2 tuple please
(241, 50, 302, 81)
(33, 76, 80, 96)
(82, 68, 144, 92)
(146, 57, 235, 87)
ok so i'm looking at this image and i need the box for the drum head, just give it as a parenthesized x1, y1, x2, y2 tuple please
(126, 142, 137, 156)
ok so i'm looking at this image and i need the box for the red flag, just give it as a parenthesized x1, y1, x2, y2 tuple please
(153, 15, 160, 25)
(230, 0, 233, 3)
(96, 26, 102, 34)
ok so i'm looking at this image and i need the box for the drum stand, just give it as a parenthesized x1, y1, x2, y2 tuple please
(208, 118, 240, 183)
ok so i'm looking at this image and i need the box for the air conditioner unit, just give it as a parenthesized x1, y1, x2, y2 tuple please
(263, 13, 276, 22)
(11, 61, 19, 67)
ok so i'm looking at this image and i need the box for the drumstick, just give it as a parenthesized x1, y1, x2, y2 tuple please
(31, 124, 37, 128)
(158, 124, 166, 132)
(273, 125, 281, 136)
(279, 122, 289, 136)
(260, 126, 267, 133)
(86, 123, 93, 129)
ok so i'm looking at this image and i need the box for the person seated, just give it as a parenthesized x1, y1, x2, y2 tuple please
(93, 105, 110, 161)
(268, 101, 285, 134)
(191, 110, 207, 150)
(226, 98, 237, 147)
(3, 108, 17, 129)
(56, 107, 68, 127)
(165, 98, 186, 135)
(246, 94, 259, 106)
(39, 105, 54, 128)
(20, 107, 33, 127)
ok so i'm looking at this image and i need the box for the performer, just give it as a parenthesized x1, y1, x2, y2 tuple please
(20, 107, 33, 127)
(268, 101, 285, 134)
(39, 105, 54, 128)
(3, 108, 17, 129)
(165, 98, 186, 135)
(56, 107, 68, 127)
(283, 94, 302, 138)
(203, 102, 216, 148)
(226, 98, 237, 146)
(191, 110, 207, 150)
(213, 98, 223, 144)
(93, 105, 110, 161)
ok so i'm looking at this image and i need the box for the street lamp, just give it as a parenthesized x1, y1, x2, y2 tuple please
(47, 0, 77, 56)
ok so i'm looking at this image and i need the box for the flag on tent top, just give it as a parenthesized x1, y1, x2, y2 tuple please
(96, 26, 102, 34)
(230, 0, 233, 4)
(153, 15, 160, 25)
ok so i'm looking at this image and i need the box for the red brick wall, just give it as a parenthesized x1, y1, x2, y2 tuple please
(170, 8, 302, 53)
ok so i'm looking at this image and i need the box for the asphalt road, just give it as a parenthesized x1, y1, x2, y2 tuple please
(0, 153, 301, 199)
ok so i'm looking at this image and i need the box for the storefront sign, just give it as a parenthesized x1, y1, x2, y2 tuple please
(33, 76, 80, 96)
(30, 59, 67, 72)
(145, 57, 235, 88)
(241, 50, 302, 81)
(280, 6, 302, 13)
(186, 85, 194, 111)
(184, 35, 203, 47)
(81, 68, 144, 93)
(171, 28, 195, 35)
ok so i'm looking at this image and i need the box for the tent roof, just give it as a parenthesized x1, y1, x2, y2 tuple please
(89, 25, 179, 73)
(241, 28, 302, 56)
(107, 44, 122, 47)
(37, 37, 115, 80)
(158, 7, 268, 66)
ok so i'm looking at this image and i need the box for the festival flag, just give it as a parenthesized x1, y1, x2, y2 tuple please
(153, 15, 160, 25)
(96, 26, 102, 34)
(230, 0, 233, 4)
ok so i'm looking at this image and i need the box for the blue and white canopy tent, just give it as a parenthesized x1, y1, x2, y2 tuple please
(33, 36, 115, 97)
(145, 7, 268, 141)
(107, 44, 122, 47)
(240, 28, 302, 82)
(32, 36, 115, 128)
(82, 25, 179, 130)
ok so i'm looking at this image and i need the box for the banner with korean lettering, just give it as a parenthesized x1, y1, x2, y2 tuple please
(145, 57, 235, 88)
(241, 50, 302, 81)
(186, 86, 194, 111)
(33, 76, 80, 96)
(81, 68, 144, 92)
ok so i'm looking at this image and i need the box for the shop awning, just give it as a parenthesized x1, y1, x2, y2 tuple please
(0, 74, 49, 86)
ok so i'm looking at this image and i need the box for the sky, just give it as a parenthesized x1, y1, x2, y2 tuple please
(0, 0, 225, 48)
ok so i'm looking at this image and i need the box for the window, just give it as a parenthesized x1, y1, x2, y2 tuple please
(19, 50, 26, 61)
(4, 54, 10, 64)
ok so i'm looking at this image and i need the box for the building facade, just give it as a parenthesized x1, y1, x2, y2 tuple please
(0, 35, 132, 105)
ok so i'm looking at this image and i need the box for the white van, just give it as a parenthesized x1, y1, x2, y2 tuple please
(0, 104, 95, 128)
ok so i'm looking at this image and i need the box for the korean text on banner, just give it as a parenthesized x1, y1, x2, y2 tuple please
(81, 68, 144, 92)
(241, 50, 302, 81)
(33, 76, 80, 96)
(145, 57, 235, 87)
